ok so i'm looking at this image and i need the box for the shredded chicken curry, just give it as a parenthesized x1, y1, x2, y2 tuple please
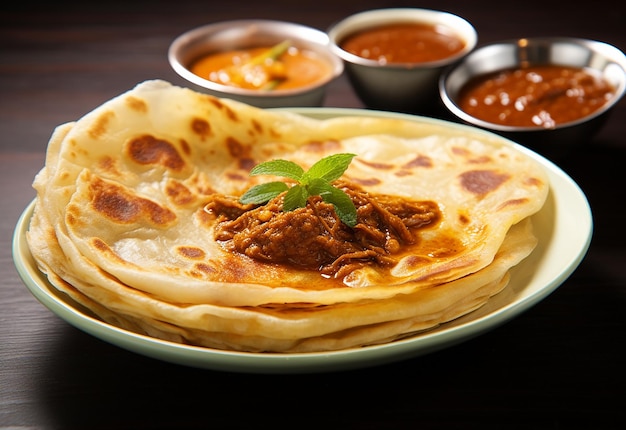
(204, 180, 440, 278)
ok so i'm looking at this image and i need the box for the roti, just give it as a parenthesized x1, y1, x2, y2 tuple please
(26, 80, 549, 352)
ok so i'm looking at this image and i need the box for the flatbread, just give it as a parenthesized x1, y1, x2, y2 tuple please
(30, 204, 534, 351)
(26, 80, 549, 352)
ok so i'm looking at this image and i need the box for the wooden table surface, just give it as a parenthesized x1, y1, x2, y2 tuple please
(2, 1, 625, 428)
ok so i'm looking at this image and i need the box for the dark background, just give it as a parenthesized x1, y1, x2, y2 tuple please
(1, 1, 625, 428)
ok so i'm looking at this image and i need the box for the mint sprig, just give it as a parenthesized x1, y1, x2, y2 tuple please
(239, 153, 358, 227)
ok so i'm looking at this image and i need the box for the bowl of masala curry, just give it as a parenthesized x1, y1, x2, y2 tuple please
(168, 20, 343, 108)
(328, 8, 477, 114)
(439, 37, 626, 154)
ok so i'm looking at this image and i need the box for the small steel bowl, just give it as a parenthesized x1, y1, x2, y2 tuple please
(439, 37, 626, 153)
(327, 8, 477, 114)
(168, 20, 344, 108)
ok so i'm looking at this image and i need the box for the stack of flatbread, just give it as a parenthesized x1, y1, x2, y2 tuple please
(26, 80, 549, 353)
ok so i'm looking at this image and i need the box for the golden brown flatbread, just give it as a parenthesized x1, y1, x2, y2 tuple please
(26, 80, 549, 352)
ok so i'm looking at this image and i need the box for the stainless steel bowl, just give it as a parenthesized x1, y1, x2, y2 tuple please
(439, 37, 626, 152)
(168, 20, 344, 108)
(328, 8, 477, 114)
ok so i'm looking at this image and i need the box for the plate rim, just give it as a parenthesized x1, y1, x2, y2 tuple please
(12, 107, 593, 374)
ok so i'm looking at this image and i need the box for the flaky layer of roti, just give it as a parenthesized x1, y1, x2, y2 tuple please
(29, 198, 534, 351)
(26, 80, 549, 352)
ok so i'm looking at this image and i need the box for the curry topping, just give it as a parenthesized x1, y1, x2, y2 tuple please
(204, 180, 440, 278)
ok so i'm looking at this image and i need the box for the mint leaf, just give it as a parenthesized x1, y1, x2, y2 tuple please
(250, 159, 304, 181)
(283, 184, 308, 211)
(303, 153, 356, 183)
(239, 181, 289, 204)
(308, 178, 357, 227)
(240, 153, 358, 227)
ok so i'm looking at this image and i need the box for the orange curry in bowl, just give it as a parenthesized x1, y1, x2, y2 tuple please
(457, 65, 616, 128)
(190, 40, 333, 91)
(339, 23, 466, 65)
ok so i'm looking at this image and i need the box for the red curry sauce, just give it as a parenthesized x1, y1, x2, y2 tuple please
(340, 23, 466, 64)
(457, 65, 616, 128)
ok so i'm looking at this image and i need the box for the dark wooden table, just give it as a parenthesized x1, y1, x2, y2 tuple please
(2, 1, 625, 428)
